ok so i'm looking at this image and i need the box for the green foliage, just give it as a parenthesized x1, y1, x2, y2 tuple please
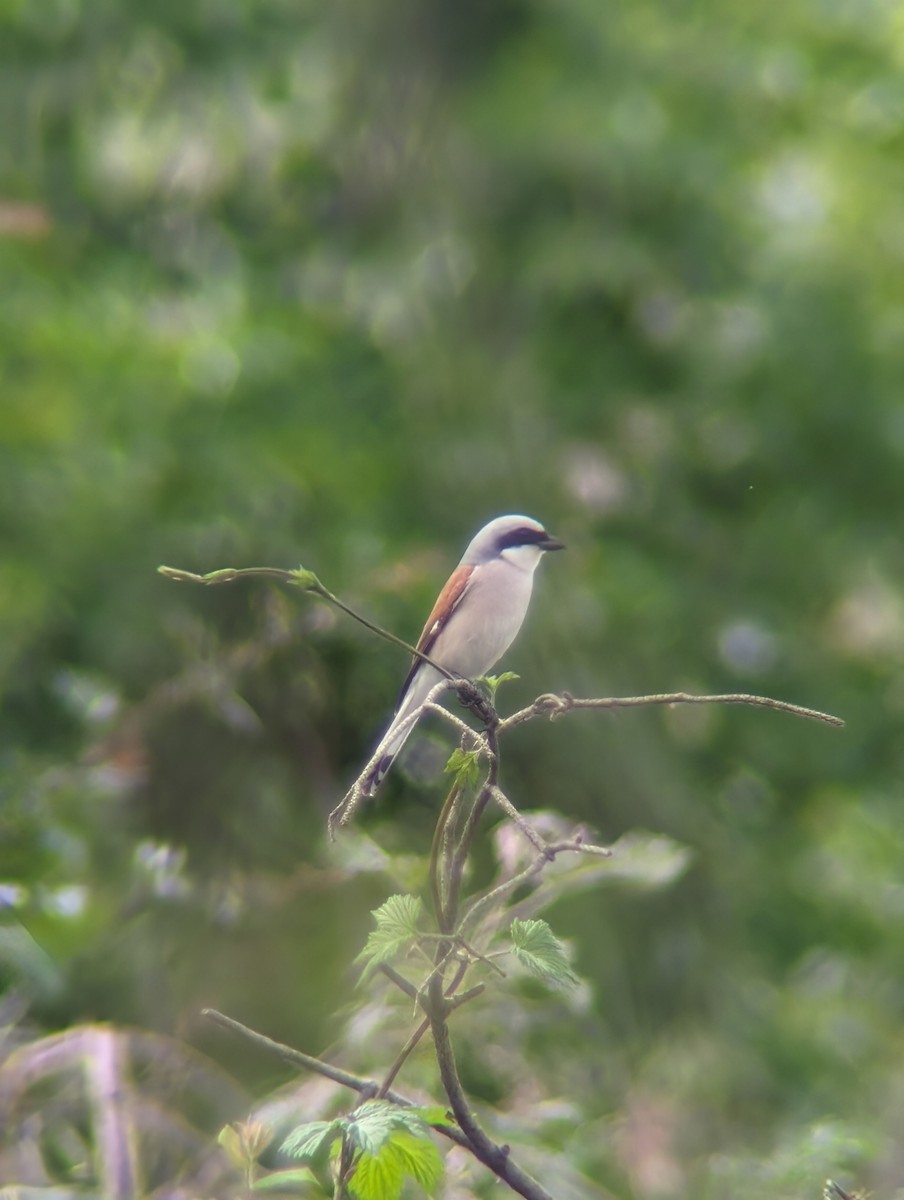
(508, 919, 580, 990)
(1, 0, 903, 1192)
(283, 1102, 442, 1200)
(252, 1168, 322, 1193)
(281, 1122, 342, 1163)
(443, 747, 481, 789)
(355, 895, 425, 971)
(477, 672, 520, 702)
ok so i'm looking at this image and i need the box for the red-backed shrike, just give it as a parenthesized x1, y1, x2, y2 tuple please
(360, 514, 564, 797)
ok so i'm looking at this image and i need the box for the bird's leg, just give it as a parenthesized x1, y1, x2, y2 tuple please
(453, 679, 498, 731)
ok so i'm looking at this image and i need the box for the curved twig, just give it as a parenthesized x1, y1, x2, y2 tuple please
(499, 690, 844, 733)
(201, 1008, 469, 1149)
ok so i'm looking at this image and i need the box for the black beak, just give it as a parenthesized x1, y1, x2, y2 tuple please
(538, 534, 566, 551)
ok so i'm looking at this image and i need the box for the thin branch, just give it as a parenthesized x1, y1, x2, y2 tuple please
(200, 1008, 469, 1149)
(487, 785, 550, 854)
(426, 974, 554, 1200)
(421, 701, 486, 746)
(376, 959, 480, 1099)
(499, 690, 844, 733)
(158, 564, 457, 682)
(442, 718, 500, 928)
(376, 1015, 432, 1100)
(459, 838, 612, 939)
(430, 780, 463, 931)
(377, 963, 418, 1000)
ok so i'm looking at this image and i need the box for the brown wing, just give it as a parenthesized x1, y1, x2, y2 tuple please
(394, 563, 475, 710)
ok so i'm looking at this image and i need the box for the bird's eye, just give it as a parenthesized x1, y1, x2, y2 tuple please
(499, 527, 546, 550)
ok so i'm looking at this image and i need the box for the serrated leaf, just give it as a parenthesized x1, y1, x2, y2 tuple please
(509, 918, 580, 989)
(252, 1166, 321, 1192)
(347, 1100, 400, 1155)
(281, 1120, 342, 1160)
(444, 747, 481, 788)
(355, 895, 425, 967)
(349, 1129, 443, 1200)
(380, 1108, 435, 1139)
(349, 1147, 405, 1200)
(386, 1132, 443, 1191)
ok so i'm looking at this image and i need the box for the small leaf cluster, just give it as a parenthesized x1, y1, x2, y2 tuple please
(355, 895, 426, 974)
(444, 747, 481, 788)
(218, 1120, 317, 1193)
(282, 1100, 444, 1200)
(477, 671, 520, 701)
(356, 894, 579, 992)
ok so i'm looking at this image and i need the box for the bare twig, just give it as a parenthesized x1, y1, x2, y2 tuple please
(426, 973, 554, 1200)
(442, 718, 501, 928)
(499, 690, 844, 732)
(376, 959, 481, 1098)
(158, 563, 458, 682)
(200, 1008, 469, 1149)
(487, 785, 550, 853)
(377, 963, 419, 1000)
(460, 838, 612, 939)
(430, 780, 463, 930)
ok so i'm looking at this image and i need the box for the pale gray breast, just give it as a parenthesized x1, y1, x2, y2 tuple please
(432, 558, 535, 680)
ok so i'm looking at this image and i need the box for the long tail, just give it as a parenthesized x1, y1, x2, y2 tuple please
(359, 726, 412, 797)
(359, 704, 420, 798)
(358, 669, 443, 797)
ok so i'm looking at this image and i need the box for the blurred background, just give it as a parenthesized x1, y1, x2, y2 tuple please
(2, 0, 903, 1195)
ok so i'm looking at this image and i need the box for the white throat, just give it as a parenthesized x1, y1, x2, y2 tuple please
(499, 544, 544, 573)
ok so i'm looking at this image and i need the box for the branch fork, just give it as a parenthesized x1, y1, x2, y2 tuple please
(162, 557, 843, 1199)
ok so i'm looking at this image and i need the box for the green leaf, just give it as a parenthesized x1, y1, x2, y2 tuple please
(281, 1120, 342, 1160)
(252, 1166, 322, 1192)
(218, 1123, 245, 1169)
(349, 1148, 405, 1200)
(347, 1125, 443, 1200)
(509, 918, 580, 989)
(386, 1132, 443, 1191)
(218, 1119, 272, 1165)
(407, 1105, 456, 1129)
(347, 1100, 400, 1154)
(345, 1099, 437, 1152)
(355, 895, 424, 968)
(444, 747, 481, 788)
(478, 671, 520, 700)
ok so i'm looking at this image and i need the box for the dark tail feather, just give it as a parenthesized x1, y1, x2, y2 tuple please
(360, 752, 395, 799)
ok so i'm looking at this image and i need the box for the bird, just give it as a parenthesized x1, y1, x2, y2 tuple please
(359, 514, 565, 797)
